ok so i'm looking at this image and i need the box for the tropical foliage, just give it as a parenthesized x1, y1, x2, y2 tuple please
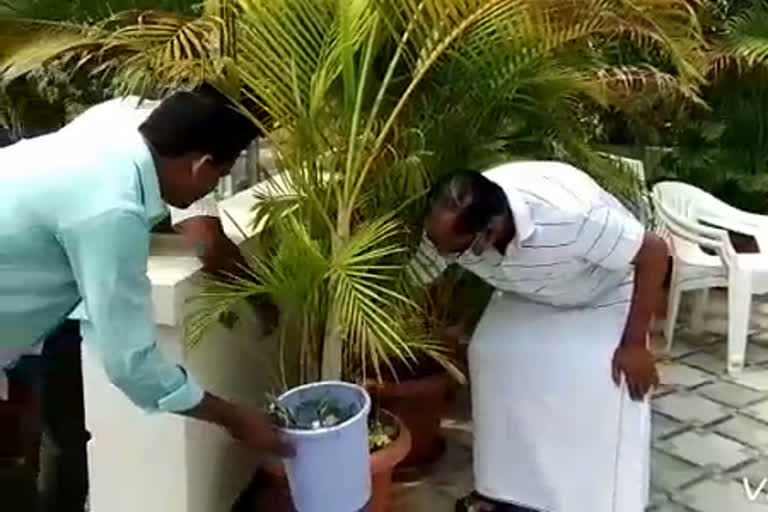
(706, 0, 768, 76)
(0, 0, 197, 20)
(0, 0, 197, 136)
(187, 0, 705, 386)
(655, 69, 768, 213)
(638, 0, 768, 213)
(575, 1, 768, 215)
(1, 0, 706, 387)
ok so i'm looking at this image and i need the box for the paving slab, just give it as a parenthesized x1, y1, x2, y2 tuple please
(653, 392, 730, 425)
(657, 430, 753, 470)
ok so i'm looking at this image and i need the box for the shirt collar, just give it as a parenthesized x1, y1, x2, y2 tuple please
(132, 132, 168, 226)
(502, 186, 535, 250)
(68, 100, 168, 226)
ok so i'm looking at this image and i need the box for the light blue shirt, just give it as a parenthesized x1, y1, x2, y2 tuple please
(0, 114, 204, 413)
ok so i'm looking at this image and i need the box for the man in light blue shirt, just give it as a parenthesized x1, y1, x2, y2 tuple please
(0, 86, 291, 510)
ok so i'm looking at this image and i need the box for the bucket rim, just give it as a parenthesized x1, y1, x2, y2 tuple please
(276, 380, 372, 437)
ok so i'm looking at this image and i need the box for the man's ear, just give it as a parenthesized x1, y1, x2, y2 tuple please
(191, 154, 214, 177)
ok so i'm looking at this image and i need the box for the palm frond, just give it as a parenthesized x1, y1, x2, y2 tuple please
(93, 10, 228, 95)
(0, 0, 199, 21)
(329, 216, 417, 381)
(234, 0, 342, 127)
(708, 0, 768, 76)
(1, 6, 229, 96)
(0, 17, 95, 81)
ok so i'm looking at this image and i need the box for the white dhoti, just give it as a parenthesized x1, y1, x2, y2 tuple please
(469, 289, 650, 512)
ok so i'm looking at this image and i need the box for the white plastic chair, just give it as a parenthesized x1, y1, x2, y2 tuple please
(599, 152, 646, 182)
(652, 181, 768, 373)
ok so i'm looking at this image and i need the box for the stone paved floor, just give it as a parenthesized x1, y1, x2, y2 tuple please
(393, 291, 768, 511)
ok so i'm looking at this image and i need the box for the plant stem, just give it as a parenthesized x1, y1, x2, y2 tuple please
(321, 210, 351, 381)
(349, 0, 512, 210)
(320, 301, 343, 380)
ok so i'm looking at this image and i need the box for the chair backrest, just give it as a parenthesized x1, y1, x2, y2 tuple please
(651, 181, 736, 264)
(598, 152, 653, 226)
(600, 153, 646, 182)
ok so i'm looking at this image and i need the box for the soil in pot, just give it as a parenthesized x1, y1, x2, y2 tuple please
(367, 357, 456, 478)
(259, 410, 411, 512)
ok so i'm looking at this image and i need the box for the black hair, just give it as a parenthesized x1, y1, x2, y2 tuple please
(429, 169, 511, 235)
(139, 84, 261, 163)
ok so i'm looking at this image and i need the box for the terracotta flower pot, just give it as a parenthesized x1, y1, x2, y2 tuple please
(261, 411, 412, 512)
(368, 412, 412, 512)
(367, 372, 452, 475)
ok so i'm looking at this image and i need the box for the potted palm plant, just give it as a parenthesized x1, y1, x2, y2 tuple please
(183, 1, 703, 506)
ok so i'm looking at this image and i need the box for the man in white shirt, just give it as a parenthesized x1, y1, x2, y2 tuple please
(413, 162, 667, 512)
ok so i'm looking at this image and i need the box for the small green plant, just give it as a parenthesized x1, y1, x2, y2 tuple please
(367, 417, 396, 452)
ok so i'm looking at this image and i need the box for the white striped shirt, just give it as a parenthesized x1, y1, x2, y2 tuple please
(412, 161, 645, 308)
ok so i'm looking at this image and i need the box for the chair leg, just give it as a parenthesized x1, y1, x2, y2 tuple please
(664, 285, 682, 352)
(689, 288, 709, 335)
(727, 271, 752, 375)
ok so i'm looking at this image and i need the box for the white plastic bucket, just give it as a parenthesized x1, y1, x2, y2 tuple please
(278, 381, 372, 512)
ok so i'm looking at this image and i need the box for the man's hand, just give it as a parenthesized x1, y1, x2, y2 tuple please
(444, 320, 469, 345)
(225, 407, 295, 457)
(249, 297, 280, 334)
(175, 216, 247, 279)
(612, 343, 659, 401)
(181, 392, 294, 457)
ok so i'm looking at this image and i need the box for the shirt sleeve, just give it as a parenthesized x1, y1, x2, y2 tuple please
(59, 209, 204, 413)
(168, 194, 220, 227)
(577, 205, 645, 270)
(405, 235, 448, 286)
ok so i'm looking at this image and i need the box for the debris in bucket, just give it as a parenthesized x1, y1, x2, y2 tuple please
(267, 394, 358, 430)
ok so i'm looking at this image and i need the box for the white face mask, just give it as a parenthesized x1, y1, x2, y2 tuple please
(447, 239, 504, 267)
(480, 246, 504, 266)
(443, 220, 506, 267)
(461, 245, 504, 266)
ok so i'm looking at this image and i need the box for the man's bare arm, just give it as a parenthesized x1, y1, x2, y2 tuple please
(175, 215, 279, 330)
(181, 392, 293, 456)
(622, 232, 669, 348)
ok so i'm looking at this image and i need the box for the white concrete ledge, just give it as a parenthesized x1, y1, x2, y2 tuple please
(218, 172, 291, 245)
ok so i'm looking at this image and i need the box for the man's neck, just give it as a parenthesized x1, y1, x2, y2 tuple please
(139, 133, 171, 201)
